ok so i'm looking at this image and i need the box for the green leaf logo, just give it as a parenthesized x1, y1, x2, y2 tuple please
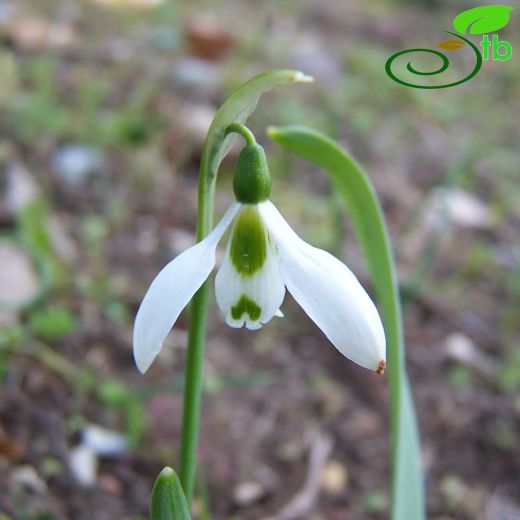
(453, 5, 514, 35)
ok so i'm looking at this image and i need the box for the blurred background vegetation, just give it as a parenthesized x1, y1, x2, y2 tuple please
(0, 0, 519, 519)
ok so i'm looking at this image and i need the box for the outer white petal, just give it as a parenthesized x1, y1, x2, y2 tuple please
(258, 201, 386, 372)
(133, 203, 240, 373)
(215, 208, 285, 330)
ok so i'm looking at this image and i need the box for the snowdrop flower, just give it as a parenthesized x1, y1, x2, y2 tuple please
(133, 130, 386, 375)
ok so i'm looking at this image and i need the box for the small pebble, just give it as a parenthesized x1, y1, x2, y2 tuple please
(12, 465, 47, 494)
(0, 241, 40, 309)
(82, 424, 128, 457)
(69, 445, 98, 487)
(233, 481, 266, 507)
(172, 58, 221, 92)
(423, 187, 493, 231)
(320, 460, 348, 495)
(5, 162, 39, 216)
(99, 474, 124, 495)
(52, 145, 105, 188)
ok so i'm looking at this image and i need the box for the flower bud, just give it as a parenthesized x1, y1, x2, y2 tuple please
(233, 143, 272, 204)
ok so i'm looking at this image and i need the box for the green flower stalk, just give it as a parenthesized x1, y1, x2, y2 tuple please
(133, 69, 315, 505)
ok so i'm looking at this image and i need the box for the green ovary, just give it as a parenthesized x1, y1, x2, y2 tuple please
(230, 206, 267, 276)
(231, 295, 261, 321)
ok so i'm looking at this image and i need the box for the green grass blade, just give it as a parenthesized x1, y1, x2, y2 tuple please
(267, 125, 425, 520)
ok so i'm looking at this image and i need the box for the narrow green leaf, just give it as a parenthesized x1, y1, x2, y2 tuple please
(394, 376, 424, 519)
(150, 467, 191, 520)
(267, 126, 425, 520)
(452, 5, 514, 35)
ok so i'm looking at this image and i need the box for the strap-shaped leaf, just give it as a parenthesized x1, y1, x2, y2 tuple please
(150, 467, 191, 520)
(453, 5, 514, 35)
(267, 126, 425, 520)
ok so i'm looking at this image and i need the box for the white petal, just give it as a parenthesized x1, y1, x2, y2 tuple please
(258, 201, 386, 372)
(215, 207, 285, 330)
(133, 203, 240, 373)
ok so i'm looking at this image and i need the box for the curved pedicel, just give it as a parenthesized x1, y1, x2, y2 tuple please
(385, 32, 482, 89)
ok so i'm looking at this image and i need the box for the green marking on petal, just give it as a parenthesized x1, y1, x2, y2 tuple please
(230, 206, 267, 276)
(231, 295, 261, 321)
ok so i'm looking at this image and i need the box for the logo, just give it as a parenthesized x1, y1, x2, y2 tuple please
(385, 5, 514, 89)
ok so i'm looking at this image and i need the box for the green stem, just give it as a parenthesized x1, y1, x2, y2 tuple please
(179, 151, 216, 504)
(179, 123, 256, 502)
(178, 283, 209, 504)
(225, 122, 257, 145)
(177, 69, 312, 509)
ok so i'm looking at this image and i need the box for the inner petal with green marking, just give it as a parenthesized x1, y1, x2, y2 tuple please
(230, 205, 267, 277)
(231, 295, 261, 321)
(215, 203, 286, 331)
